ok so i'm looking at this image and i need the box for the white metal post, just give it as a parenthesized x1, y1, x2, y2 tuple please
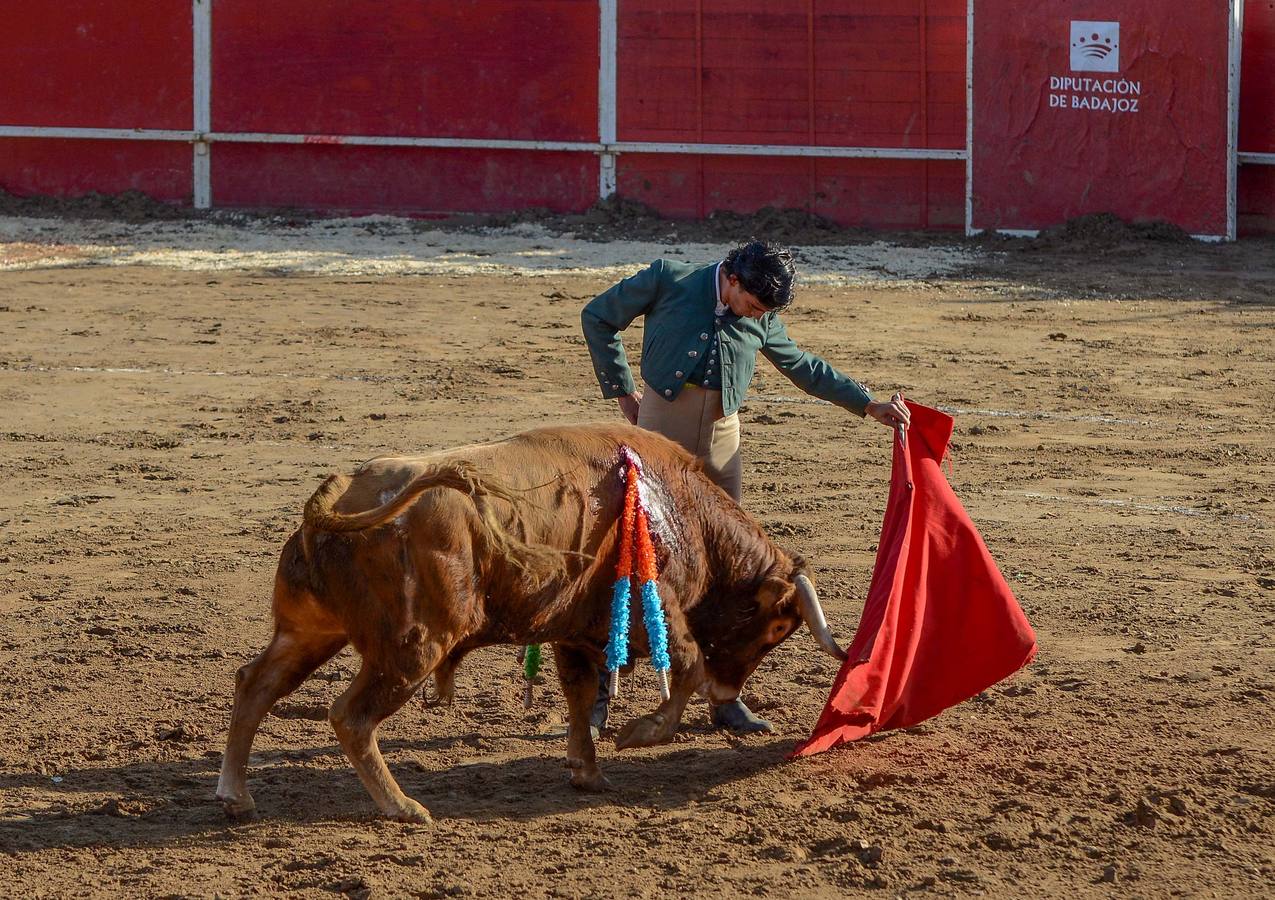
(1227, 0, 1244, 241)
(598, 0, 618, 198)
(964, 0, 975, 235)
(193, 0, 213, 209)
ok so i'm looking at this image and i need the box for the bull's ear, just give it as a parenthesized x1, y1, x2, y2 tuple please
(758, 573, 795, 611)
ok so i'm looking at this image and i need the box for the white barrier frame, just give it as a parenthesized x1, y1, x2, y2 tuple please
(598, 0, 618, 198)
(192, 0, 212, 208)
(0, 125, 969, 162)
(1227, 0, 1244, 241)
(0, 0, 1268, 223)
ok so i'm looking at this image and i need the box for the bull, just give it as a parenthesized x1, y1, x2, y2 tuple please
(216, 423, 845, 822)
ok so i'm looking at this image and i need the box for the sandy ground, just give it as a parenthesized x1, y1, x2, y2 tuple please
(0, 216, 1272, 898)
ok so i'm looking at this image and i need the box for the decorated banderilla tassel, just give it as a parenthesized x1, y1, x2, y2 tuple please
(603, 462, 639, 698)
(635, 505, 671, 701)
(522, 643, 542, 708)
(603, 447, 672, 702)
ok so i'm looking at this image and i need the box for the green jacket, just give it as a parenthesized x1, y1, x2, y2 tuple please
(581, 259, 873, 417)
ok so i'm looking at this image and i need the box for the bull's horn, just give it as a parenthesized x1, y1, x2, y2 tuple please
(795, 574, 847, 660)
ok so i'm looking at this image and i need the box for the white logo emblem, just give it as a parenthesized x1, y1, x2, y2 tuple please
(1070, 21, 1119, 73)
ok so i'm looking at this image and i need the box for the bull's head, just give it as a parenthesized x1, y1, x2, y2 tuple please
(692, 560, 846, 702)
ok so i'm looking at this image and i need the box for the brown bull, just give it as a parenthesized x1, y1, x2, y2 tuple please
(216, 423, 844, 822)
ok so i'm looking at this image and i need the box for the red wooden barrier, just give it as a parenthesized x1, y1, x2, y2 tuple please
(0, 138, 191, 202)
(212, 1, 598, 140)
(617, 0, 966, 227)
(1241, 1, 1275, 154)
(208, 0, 599, 213)
(211, 145, 597, 215)
(0, 1, 191, 129)
(971, 0, 1235, 238)
(618, 0, 964, 147)
(1240, 0, 1275, 234)
(0, 1, 192, 201)
(616, 154, 964, 229)
(0, 0, 1270, 233)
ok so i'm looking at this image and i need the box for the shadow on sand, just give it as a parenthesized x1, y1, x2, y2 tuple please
(0, 732, 800, 854)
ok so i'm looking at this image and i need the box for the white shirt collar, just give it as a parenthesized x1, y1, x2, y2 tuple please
(713, 262, 728, 316)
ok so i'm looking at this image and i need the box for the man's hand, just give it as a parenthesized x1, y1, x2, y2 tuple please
(617, 391, 643, 425)
(865, 392, 910, 430)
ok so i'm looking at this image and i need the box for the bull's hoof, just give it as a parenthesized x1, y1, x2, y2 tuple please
(388, 797, 433, 824)
(614, 713, 670, 750)
(218, 795, 258, 823)
(568, 768, 612, 792)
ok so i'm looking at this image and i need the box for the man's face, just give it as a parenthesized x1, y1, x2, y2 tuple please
(723, 274, 772, 319)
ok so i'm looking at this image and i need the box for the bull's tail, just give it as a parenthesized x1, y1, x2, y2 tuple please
(303, 466, 482, 534)
(302, 462, 563, 583)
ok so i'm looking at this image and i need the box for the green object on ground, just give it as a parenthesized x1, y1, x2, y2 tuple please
(523, 644, 542, 681)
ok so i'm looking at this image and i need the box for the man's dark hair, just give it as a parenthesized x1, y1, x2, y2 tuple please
(723, 240, 796, 311)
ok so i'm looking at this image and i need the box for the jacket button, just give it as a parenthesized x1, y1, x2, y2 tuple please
(688, 350, 698, 358)
(675, 370, 684, 378)
(663, 389, 672, 397)
(700, 332, 709, 340)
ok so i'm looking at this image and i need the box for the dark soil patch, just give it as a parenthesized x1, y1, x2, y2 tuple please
(966, 213, 1275, 305)
(1028, 212, 1194, 254)
(0, 188, 196, 223)
(432, 195, 941, 247)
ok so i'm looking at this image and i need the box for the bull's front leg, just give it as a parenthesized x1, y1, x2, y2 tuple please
(551, 643, 610, 792)
(613, 677, 696, 750)
(615, 609, 704, 750)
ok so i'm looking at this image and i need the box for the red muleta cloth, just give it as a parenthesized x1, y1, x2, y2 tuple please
(792, 401, 1037, 757)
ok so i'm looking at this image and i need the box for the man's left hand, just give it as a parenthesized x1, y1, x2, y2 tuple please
(865, 393, 910, 430)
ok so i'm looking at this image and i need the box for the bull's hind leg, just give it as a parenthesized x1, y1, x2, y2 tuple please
(422, 649, 463, 708)
(216, 628, 347, 820)
(553, 644, 609, 791)
(328, 646, 444, 823)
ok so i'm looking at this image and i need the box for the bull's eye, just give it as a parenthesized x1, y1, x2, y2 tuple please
(767, 619, 792, 644)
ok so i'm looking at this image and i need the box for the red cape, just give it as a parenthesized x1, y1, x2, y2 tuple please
(792, 401, 1037, 757)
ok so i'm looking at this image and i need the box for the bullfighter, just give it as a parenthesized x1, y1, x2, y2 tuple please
(581, 239, 910, 734)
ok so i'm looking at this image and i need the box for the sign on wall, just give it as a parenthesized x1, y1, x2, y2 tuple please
(969, 1, 1242, 239)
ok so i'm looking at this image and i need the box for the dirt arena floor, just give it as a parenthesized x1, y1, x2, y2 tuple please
(1, 215, 1272, 898)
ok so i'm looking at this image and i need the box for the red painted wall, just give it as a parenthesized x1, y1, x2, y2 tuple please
(616, 0, 966, 227)
(1241, 1, 1275, 154)
(212, 1, 599, 140)
(0, 138, 191, 202)
(0, 1, 191, 130)
(1240, 0, 1275, 234)
(972, 0, 1233, 237)
(618, 0, 964, 147)
(212, 144, 597, 215)
(617, 155, 964, 229)
(0, 2, 191, 201)
(205, 0, 600, 215)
